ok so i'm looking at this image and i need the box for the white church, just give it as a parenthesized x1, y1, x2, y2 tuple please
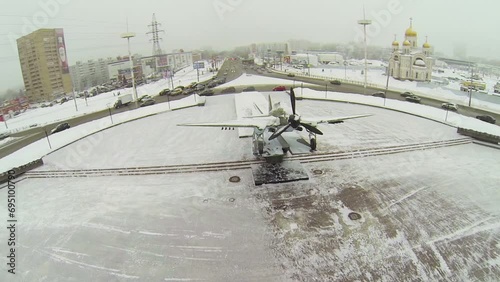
(389, 19, 433, 82)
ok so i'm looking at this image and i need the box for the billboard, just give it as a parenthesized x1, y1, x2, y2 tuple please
(56, 29, 69, 74)
(157, 55, 169, 67)
(193, 61, 205, 69)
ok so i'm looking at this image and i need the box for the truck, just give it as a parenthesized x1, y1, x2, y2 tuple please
(494, 82, 500, 94)
(460, 80, 486, 91)
(114, 94, 133, 109)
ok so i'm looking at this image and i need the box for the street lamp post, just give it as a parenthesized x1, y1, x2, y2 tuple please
(344, 60, 348, 80)
(121, 31, 138, 107)
(358, 9, 372, 94)
(468, 63, 474, 107)
(106, 103, 114, 124)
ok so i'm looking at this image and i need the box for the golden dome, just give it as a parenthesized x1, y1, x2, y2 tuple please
(392, 41, 399, 46)
(405, 27, 417, 37)
(423, 42, 431, 48)
(403, 40, 411, 46)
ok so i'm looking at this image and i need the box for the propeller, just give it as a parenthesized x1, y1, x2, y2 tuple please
(268, 88, 323, 140)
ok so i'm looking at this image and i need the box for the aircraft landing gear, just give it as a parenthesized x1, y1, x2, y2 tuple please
(309, 132, 317, 151)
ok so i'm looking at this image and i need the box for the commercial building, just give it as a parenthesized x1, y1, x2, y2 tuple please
(17, 28, 73, 102)
(140, 51, 193, 77)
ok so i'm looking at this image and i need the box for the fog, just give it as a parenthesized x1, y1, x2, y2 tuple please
(1, 0, 500, 93)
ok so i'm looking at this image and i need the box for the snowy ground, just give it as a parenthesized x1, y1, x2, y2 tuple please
(281, 64, 500, 114)
(1, 82, 499, 280)
(0, 62, 215, 135)
(0, 95, 205, 172)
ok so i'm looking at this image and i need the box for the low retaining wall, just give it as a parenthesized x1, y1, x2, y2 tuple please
(0, 159, 44, 185)
(457, 127, 500, 144)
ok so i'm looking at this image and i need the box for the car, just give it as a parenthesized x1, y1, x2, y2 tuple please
(441, 102, 458, 111)
(196, 84, 206, 91)
(40, 103, 47, 108)
(187, 82, 198, 89)
(330, 80, 341, 85)
(183, 88, 195, 95)
(51, 123, 70, 134)
(221, 87, 236, 94)
(371, 92, 386, 98)
(405, 95, 421, 103)
(59, 97, 68, 104)
(273, 86, 286, 91)
(0, 132, 10, 141)
(401, 91, 413, 97)
(242, 86, 256, 92)
(287, 73, 295, 77)
(138, 95, 152, 102)
(159, 88, 171, 96)
(207, 81, 218, 88)
(174, 86, 185, 91)
(170, 88, 183, 96)
(199, 89, 214, 96)
(140, 98, 155, 107)
(476, 115, 496, 124)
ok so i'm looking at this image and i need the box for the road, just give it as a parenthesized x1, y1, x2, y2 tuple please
(1, 58, 498, 160)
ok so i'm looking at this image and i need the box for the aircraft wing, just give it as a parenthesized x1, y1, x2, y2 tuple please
(302, 114, 372, 125)
(178, 117, 276, 130)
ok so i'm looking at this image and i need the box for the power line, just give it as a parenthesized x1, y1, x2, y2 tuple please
(0, 14, 126, 26)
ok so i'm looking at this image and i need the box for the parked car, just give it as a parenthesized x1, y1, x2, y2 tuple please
(330, 80, 341, 85)
(187, 82, 198, 89)
(405, 95, 421, 103)
(138, 95, 152, 102)
(159, 88, 171, 96)
(0, 132, 10, 141)
(242, 86, 256, 92)
(401, 91, 413, 97)
(59, 97, 68, 104)
(196, 84, 206, 91)
(371, 92, 386, 98)
(207, 81, 218, 88)
(273, 86, 286, 91)
(183, 88, 195, 95)
(199, 89, 215, 96)
(51, 123, 70, 134)
(287, 73, 295, 77)
(441, 102, 458, 111)
(170, 88, 183, 96)
(221, 87, 236, 94)
(140, 98, 155, 107)
(476, 115, 496, 124)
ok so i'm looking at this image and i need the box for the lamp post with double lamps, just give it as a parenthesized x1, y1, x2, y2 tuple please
(121, 31, 138, 107)
(358, 9, 372, 94)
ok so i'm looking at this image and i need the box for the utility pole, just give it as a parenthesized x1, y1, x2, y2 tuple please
(468, 63, 473, 107)
(72, 88, 78, 112)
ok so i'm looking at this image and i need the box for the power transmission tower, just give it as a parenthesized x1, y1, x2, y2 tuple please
(147, 13, 165, 56)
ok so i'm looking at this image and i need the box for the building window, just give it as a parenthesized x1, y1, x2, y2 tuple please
(416, 73, 418, 79)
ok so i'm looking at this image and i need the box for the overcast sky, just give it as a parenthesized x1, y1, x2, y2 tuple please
(1, 0, 499, 93)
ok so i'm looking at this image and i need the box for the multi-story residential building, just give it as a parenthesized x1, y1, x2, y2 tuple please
(70, 58, 114, 92)
(17, 28, 73, 102)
